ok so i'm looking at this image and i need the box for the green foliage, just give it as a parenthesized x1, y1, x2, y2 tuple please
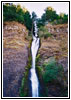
(19, 41, 32, 97)
(3, 4, 32, 31)
(19, 66, 30, 97)
(38, 26, 52, 38)
(36, 66, 47, 97)
(37, 18, 44, 28)
(23, 11, 32, 31)
(36, 57, 67, 97)
(42, 57, 64, 84)
(40, 33, 51, 39)
(52, 13, 68, 25)
(60, 88, 68, 97)
(36, 54, 40, 63)
(38, 6, 68, 26)
(19, 77, 28, 97)
(45, 7, 58, 22)
(37, 14, 46, 27)
(3, 4, 17, 21)
(62, 14, 68, 23)
(32, 11, 37, 21)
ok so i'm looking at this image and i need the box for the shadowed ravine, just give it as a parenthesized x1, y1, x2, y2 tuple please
(30, 21, 40, 97)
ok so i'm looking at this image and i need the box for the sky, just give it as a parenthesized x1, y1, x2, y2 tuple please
(13, 2, 69, 18)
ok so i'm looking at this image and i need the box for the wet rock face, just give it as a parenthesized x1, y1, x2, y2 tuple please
(3, 21, 29, 97)
(38, 24, 68, 97)
(58, 57, 68, 85)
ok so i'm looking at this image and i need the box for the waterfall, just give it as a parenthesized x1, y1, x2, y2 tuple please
(30, 21, 40, 97)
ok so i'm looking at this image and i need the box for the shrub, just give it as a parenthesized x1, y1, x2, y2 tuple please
(38, 26, 52, 39)
(42, 57, 64, 84)
(36, 57, 68, 97)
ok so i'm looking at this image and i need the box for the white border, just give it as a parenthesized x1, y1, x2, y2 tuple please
(1, 1, 70, 99)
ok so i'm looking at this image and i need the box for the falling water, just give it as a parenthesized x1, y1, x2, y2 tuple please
(30, 21, 40, 97)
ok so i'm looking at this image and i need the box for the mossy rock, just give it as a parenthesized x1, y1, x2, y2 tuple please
(36, 57, 68, 97)
(19, 40, 32, 97)
(42, 57, 64, 83)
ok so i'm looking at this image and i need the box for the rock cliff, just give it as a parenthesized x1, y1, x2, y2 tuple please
(3, 21, 29, 97)
(39, 24, 68, 75)
(38, 24, 68, 97)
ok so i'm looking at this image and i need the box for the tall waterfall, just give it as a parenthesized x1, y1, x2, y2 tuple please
(30, 21, 40, 97)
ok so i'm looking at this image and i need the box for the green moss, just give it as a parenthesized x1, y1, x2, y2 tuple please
(36, 57, 66, 97)
(19, 77, 28, 97)
(19, 56, 32, 97)
(36, 54, 40, 63)
(28, 38, 33, 49)
(19, 40, 32, 97)
(19, 64, 30, 97)
(36, 66, 43, 80)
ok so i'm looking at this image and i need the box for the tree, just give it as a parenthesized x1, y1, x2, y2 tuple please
(38, 6, 68, 25)
(37, 14, 46, 28)
(59, 13, 65, 18)
(32, 12, 37, 21)
(3, 4, 17, 21)
(62, 14, 68, 23)
(3, 3, 32, 31)
(41, 13, 46, 23)
(23, 11, 32, 31)
(45, 6, 58, 22)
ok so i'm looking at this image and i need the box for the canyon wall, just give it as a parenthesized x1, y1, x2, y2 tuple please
(3, 21, 29, 97)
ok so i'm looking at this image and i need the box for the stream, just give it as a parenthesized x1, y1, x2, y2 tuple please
(30, 21, 40, 97)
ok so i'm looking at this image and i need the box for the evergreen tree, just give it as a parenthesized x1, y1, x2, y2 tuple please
(3, 3, 32, 31)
